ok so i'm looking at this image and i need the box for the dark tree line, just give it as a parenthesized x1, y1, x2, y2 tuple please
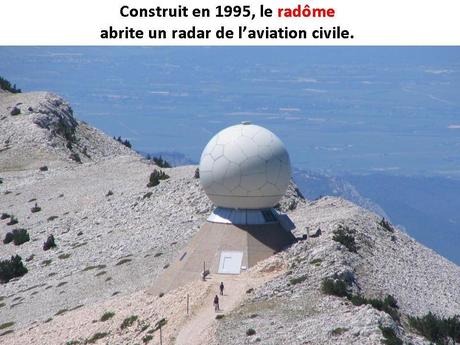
(0, 76, 21, 93)
(145, 154, 171, 168)
(113, 136, 132, 148)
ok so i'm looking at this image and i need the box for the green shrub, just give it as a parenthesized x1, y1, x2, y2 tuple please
(69, 153, 82, 163)
(120, 315, 138, 329)
(379, 218, 395, 232)
(100, 311, 115, 322)
(7, 229, 30, 245)
(114, 136, 132, 148)
(380, 326, 403, 345)
(350, 294, 399, 321)
(147, 169, 169, 187)
(6, 216, 18, 226)
(332, 225, 357, 252)
(139, 321, 150, 332)
(0, 76, 21, 93)
(215, 314, 225, 320)
(116, 258, 131, 266)
(142, 335, 153, 343)
(152, 318, 167, 332)
(30, 203, 42, 213)
(42, 260, 53, 268)
(152, 156, 171, 168)
(384, 295, 399, 309)
(246, 328, 256, 336)
(10, 107, 21, 116)
(143, 192, 153, 199)
(82, 264, 106, 271)
(331, 327, 348, 335)
(321, 278, 399, 321)
(0, 321, 15, 330)
(87, 332, 109, 343)
(43, 235, 56, 250)
(0, 255, 28, 283)
(349, 294, 366, 305)
(3, 232, 14, 244)
(360, 296, 383, 309)
(0, 213, 9, 220)
(321, 278, 349, 297)
(409, 312, 460, 345)
(289, 275, 308, 285)
(13, 229, 28, 245)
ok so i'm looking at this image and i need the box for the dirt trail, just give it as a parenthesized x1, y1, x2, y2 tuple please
(174, 271, 279, 345)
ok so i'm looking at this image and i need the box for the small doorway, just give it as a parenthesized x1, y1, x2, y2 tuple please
(218, 251, 243, 274)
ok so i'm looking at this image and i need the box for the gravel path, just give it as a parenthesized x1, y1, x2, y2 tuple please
(175, 271, 281, 345)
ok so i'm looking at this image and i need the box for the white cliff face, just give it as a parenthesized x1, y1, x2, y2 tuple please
(0, 92, 459, 345)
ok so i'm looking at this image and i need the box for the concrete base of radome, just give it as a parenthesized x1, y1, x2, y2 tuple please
(152, 220, 296, 294)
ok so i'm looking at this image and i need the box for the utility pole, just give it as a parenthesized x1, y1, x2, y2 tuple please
(202, 261, 206, 281)
(187, 294, 190, 315)
(160, 322, 163, 345)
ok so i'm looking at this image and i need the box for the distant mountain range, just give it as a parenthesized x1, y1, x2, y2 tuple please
(293, 169, 460, 265)
(137, 150, 196, 167)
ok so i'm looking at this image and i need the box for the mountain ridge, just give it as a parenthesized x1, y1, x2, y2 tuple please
(1, 91, 459, 344)
(0, 91, 135, 171)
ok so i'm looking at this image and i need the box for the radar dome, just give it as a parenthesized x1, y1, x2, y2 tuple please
(199, 122, 291, 209)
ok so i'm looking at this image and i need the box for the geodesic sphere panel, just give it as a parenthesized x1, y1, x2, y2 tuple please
(199, 123, 291, 209)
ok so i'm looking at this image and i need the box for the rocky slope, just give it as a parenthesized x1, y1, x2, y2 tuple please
(0, 91, 134, 171)
(1, 91, 459, 345)
(216, 197, 460, 344)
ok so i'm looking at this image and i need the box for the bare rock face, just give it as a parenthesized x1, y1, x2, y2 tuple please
(0, 91, 135, 171)
(277, 181, 306, 212)
(30, 95, 78, 143)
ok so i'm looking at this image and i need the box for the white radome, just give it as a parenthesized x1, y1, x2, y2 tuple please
(199, 122, 291, 209)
